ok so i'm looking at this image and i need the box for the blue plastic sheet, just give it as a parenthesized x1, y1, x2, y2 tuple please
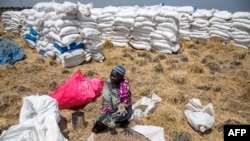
(0, 38, 25, 65)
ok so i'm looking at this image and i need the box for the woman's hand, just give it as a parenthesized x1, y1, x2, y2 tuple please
(116, 103, 128, 116)
(107, 114, 116, 128)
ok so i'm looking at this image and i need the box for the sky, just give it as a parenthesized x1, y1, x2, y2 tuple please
(0, 0, 250, 12)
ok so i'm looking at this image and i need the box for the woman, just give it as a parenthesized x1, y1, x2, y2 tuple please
(92, 65, 133, 134)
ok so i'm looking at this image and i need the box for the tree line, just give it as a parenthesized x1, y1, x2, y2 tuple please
(0, 7, 32, 11)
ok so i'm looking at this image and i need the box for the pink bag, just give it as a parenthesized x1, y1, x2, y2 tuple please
(49, 69, 104, 109)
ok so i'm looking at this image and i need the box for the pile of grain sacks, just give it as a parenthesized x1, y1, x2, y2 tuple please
(2, 1, 250, 67)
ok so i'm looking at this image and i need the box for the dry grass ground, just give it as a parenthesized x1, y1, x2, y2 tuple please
(0, 10, 250, 141)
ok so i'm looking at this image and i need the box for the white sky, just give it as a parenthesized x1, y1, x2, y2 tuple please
(0, 0, 249, 12)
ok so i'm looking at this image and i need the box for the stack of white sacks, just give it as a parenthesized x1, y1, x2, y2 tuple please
(230, 12, 250, 49)
(111, 6, 136, 47)
(190, 9, 212, 41)
(43, 1, 87, 67)
(77, 2, 105, 62)
(86, 7, 107, 61)
(20, 1, 105, 67)
(176, 6, 195, 40)
(2, 1, 250, 67)
(1, 11, 21, 33)
(20, 8, 45, 49)
(97, 6, 118, 40)
(209, 10, 232, 43)
(129, 7, 156, 51)
(151, 7, 180, 53)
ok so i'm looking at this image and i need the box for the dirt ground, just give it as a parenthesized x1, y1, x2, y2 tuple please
(0, 10, 250, 141)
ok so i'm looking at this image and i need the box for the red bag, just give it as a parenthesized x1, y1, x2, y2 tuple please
(49, 69, 104, 109)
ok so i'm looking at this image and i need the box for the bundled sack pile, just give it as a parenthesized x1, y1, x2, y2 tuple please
(230, 12, 250, 48)
(1, 1, 250, 67)
(1, 11, 21, 33)
(129, 7, 155, 51)
(176, 6, 194, 40)
(2, 1, 105, 67)
(208, 10, 232, 42)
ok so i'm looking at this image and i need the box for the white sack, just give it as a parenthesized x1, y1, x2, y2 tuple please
(184, 98, 215, 132)
(209, 17, 227, 23)
(55, 1, 77, 15)
(231, 22, 250, 30)
(77, 2, 91, 17)
(0, 95, 68, 141)
(213, 10, 232, 20)
(210, 24, 231, 31)
(131, 93, 161, 119)
(232, 12, 250, 20)
(129, 40, 152, 51)
(60, 34, 82, 46)
(157, 23, 178, 33)
(55, 19, 79, 30)
(154, 16, 177, 23)
(34, 11, 46, 19)
(192, 9, 212, 19)
(191, 19, 209, 28)
(232, 18, 250, 24)
(114, 17, 135, 26)
(56, 49, 87, 67)
(86, 48, 105, 62)
(111, 41, 128, 47)
(80, 28, 101, 39)
(150, 32, 165, 40)
(113, 25, 130, 32)
(156, 10, 179, 20)
(98, 12, 115, 19)
(135, 16, 153, 22)
(19, 95, 60, 123)
(230, 40, 250, 49)
(132, 26, 155, 33)
(78, 21, 97, 29)
(209, 30, 229, 39)
(59, 26, 80, 36)
(180, 22, 191, 29)
(176, 6, 194, 14)
(131, 125, 165, 141)
(134, 21, 155, 28)
(21, 9, 36, 17)
(98, 23, 113, 29)
(130, 34, 150, 41)
(98, 16, 114, 23)
(155, 30, 177, 42)
(33, 2, 59, 12)
(179, 13, 193, 21)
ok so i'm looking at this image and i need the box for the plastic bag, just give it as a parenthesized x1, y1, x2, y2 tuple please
(184, 98, 215, 132)
(131, 92, 161, 120)
(49, 69, 104, 109)
(132, 125, 165, 141)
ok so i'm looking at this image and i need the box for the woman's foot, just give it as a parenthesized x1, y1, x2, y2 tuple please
(92, 121, 107, 133)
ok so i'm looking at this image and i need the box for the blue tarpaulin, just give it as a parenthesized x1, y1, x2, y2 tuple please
(0, 37, 25, 65)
